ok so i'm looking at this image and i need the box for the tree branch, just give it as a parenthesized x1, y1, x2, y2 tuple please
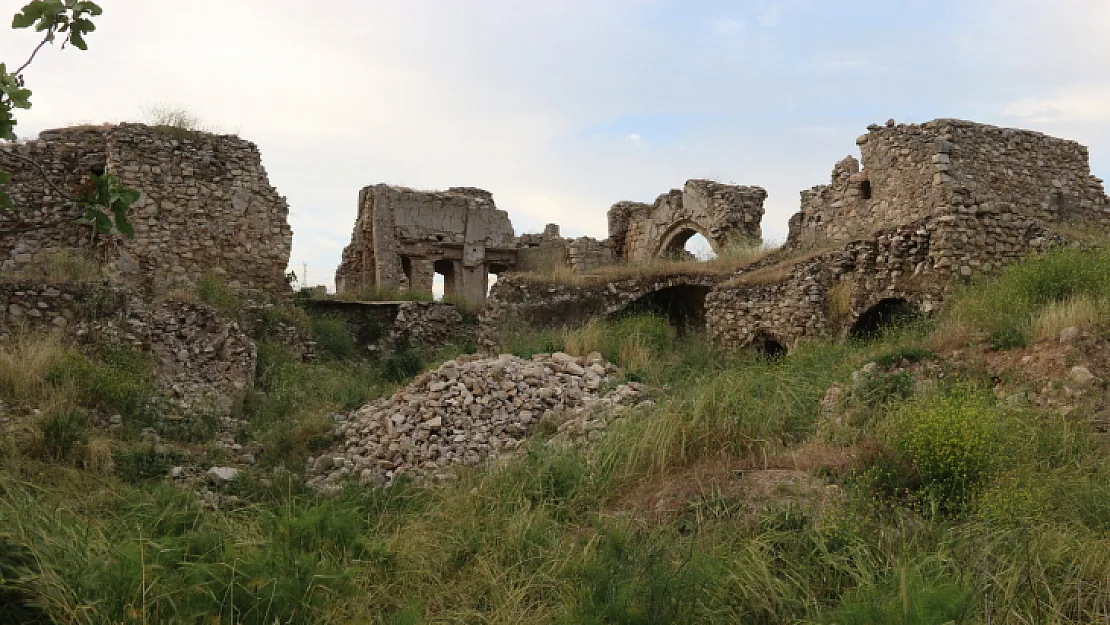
(0, 150, 76, 201)
(14, 28, 55, 76)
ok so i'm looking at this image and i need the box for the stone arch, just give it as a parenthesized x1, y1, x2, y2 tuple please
(653, 220, 715, 260)
(751, 332, 787, 358)
(613, 284, 712, 333)
(849, 297, 919, 339)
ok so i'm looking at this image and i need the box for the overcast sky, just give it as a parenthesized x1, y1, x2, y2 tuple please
(3, 0, 1109, 289)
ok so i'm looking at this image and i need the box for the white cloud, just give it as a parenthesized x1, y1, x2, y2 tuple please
(1003, 86, 1110, 124)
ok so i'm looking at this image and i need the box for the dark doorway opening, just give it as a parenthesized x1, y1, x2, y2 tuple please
(751, 332, 787, 359)
(859, 180, 872, 200)
(617, 284, 711, 333)
(849, 298, 918, 340)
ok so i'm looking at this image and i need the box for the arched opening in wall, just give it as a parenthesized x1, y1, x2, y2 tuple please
(615, 284, 711, 334)
(487, 263, 508, 295)
(685, 233, 716, 261)
(659, 226, 712, 261)
(433, 259, 456, 302)
(751, 333, 787, 359)
(849, 298, 919, 340)
(859, 180, 872, 200)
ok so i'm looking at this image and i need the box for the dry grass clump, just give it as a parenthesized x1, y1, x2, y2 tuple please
(827, 278, 855, 325)
(1031, 294, 1106, 341)
(0, 249, 103, 284)
(0, 330, 69, 405)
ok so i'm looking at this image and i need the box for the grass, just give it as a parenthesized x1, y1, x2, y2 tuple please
(6, 246, 1110, 622)
(333, 287, 435, 303)
(521, 242, 775, 286)
(0, 249, 103, 284)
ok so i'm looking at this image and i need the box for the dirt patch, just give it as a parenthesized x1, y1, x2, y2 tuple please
(615, 445, 852, 525)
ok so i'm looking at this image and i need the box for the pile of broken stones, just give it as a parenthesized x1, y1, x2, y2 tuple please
(308, 351, 644, 491)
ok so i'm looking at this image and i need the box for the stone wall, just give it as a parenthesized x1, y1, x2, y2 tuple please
(708, 209, 1059, 351)
(609, 180, 766, 262)
(516, 224, 615, 276)
(0, 123, 294, 298)
(304, 299, 476, 356)
(334, 185, 516, 305)
(0, 281, 254, 416)
(480, 273, 722, 353)
(786, 118, 1110, 250)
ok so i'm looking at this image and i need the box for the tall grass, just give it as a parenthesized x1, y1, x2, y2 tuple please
(949, 244, 1110, 345)
(7, 249, 1110, 622)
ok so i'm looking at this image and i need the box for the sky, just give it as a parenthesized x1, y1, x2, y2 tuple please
(2, 0, 1109, 290)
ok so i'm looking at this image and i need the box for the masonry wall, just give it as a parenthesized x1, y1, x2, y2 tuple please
(0, 124, 294, 298)
(479, 273, 721, 353)
(709, 209, 1059, 351)
(334, 185, 515, 305)
(785, 119, 1110, 250)
(0, 281, 255, 416)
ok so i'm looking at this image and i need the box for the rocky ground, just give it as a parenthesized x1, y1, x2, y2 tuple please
(307, 351, 644, 491)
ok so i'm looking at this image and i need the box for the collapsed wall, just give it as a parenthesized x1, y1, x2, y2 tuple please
(0, 281, 255, 417)
(334, 185, 516, 305)
(0, 123, 294, 297)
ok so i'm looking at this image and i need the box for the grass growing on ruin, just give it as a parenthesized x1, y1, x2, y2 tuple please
(7, 246, 1110, 622)
(521, 242, 775, 286)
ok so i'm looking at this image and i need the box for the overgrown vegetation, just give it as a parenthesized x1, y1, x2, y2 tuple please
(3, 244, 1110, 622)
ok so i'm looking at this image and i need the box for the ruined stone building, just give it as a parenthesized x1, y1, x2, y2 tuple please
(0, 123, 294, 297)
(333, 185, 518, 304)
(609, 179, 766, 262)
(334, 179, 769, 306)
(480, 118, 1110, 354)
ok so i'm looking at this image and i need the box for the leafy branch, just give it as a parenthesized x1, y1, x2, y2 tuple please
(0, 1, 136, 241)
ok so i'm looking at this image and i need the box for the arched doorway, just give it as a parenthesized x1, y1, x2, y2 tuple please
(615, 284, 712, 333)
(849, 298, 919, 340)
(655, 221, 715, 260)
(751, 332, 787, 358)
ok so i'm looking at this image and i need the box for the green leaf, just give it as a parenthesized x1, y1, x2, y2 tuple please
(12, 2, 48, 29)
(0, 171, 11, 184)
(74, 1, 101, 17)
(0, 190, 12, 211)
(68, 30, 87, 50)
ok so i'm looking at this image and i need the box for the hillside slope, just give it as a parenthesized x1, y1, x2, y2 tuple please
(4, 246, 1110, 623)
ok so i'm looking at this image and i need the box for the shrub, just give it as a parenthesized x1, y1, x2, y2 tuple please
(870, 346, 934, 368)
(886, 388, 1020, 510)
(853, 369, 914, 407)
(197, 275, 242, 315)
(113, 445, 186, 484)
(48, 346, 158, 424)
(383, 350, 423, 383)
(38, 411, 87, 463)
(311, 316, 357, 360)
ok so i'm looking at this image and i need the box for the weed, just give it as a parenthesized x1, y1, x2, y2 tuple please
(311, 315, 358, 360)
(197, 274, 242, 315)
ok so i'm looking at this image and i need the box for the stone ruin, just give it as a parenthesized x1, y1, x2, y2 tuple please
(481, 118, 1110, 353)
(334, 179, 768, 306)
(334, 185, 518, 305)
(0, 123, 296, 422)
(608, 179, 765, 262)
(0, 123, 293, 297)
